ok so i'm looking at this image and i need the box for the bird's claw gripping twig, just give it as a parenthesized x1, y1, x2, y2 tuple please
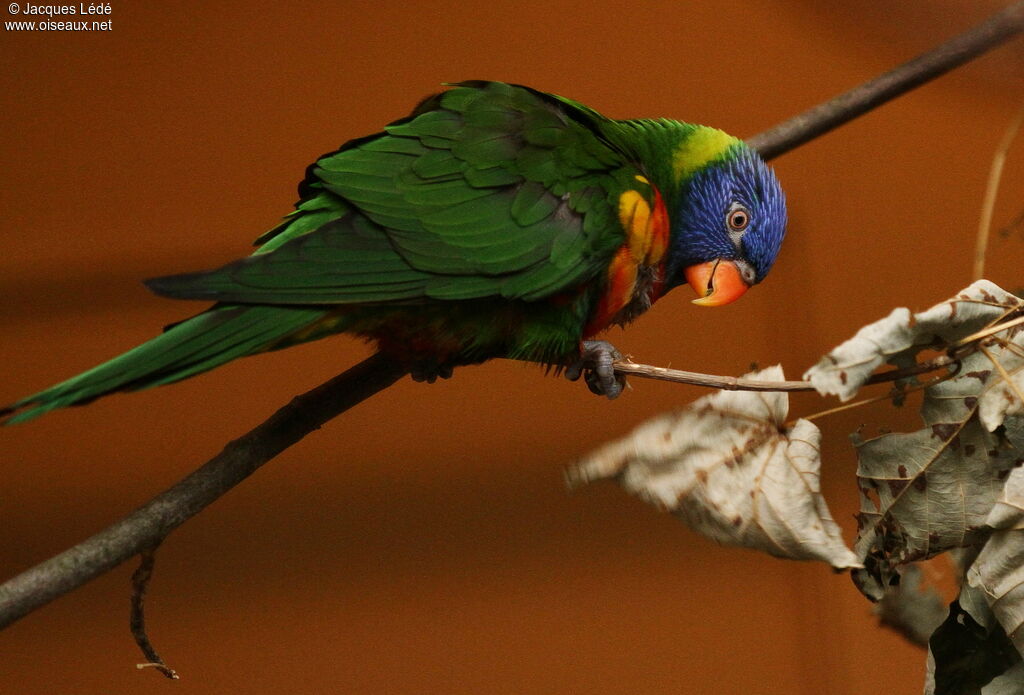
(565, 340, 627, 399)
(410, 363, 454, 384)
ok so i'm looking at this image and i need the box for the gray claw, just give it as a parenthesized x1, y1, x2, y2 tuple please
(566, 340, 627, 399)
(410, 363, 454, 384)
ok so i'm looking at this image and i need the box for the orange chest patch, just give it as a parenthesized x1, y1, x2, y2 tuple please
(584, 183, 671, 336)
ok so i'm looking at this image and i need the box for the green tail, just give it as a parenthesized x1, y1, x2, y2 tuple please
(2, 304, 327, 424)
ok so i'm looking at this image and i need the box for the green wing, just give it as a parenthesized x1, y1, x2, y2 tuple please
(146, 82, 644, 305)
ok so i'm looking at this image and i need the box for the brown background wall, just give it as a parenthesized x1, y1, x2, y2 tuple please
(2, 2, 1023, 693)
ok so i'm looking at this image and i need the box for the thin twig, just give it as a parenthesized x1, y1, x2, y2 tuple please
(993, 333, 1024, 359)
(798, 364, 960, 424)
(981, 344, 1024, 405)
(799, 391, 901, 423)
(2, 2, 1023, 633)
(613, 353, 958, 392)
(952, 312, 1024, 348)
(130, 545, 178, 680)
(974, 102, 1024, 281)
(611, 361, 814, 391)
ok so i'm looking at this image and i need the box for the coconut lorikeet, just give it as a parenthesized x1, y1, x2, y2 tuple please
(2, 81, 786, 424)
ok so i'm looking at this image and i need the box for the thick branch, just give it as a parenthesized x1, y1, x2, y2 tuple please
(2, 2, 1023, 631)
(748, 1, 1024, 159)
(0, 353, 407, 629)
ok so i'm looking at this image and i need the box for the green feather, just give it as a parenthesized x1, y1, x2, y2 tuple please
(510, 181, 559, 226)
(5, 306, 326, 423)
(5, 80, 747, 422)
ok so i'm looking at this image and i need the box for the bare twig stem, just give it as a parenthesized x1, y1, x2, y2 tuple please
(613, 353, 958, 391)
(747, 2, 1024, 159)
(953, 312, 1024, 347)
(798, 365, 960, 424)
(981, 345, 1024, 405)
(799, 391, 901, 423)
(974, 102, 1024, 281)
(130, 546, 178, 680)
(611, 361, 813, 391)
(2, 2, 1023, 633)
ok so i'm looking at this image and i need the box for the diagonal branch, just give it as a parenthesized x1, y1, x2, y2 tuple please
(0, 353, 407, 629)
(2, 1, 1023, 632)
(747, 1, 1024, 159)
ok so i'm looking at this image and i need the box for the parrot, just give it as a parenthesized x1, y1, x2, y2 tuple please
(1, 81, 786, 424)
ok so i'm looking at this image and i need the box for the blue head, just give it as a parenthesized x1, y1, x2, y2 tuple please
(668, 145, 787, 306)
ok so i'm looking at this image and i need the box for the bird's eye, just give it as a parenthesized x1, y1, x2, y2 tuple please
(727, 207, 750, 231)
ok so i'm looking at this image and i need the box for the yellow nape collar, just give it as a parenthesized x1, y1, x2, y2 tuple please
(671, 127, 740, 182)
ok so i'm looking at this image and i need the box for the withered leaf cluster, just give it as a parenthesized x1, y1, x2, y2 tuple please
(572, 281, 1024, 692)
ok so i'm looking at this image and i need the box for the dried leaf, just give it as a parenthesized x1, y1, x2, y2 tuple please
(874, 564, 947, 648)
(981, 662, 1024, 694)
(977, 340, 1024, 433)
(925, 648, 1024, 695)
(805, 280, 1022, 402)
(926, 593, 1021, 695)
(851, 347, 1024, 600)
(568, 366, 859, 569)
(968, 467, 1024, 656)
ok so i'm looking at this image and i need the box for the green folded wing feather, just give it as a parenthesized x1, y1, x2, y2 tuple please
(146, 82, 646, 306)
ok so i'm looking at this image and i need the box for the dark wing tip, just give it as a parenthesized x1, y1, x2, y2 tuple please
(144, 272, 221, 300)
(0, 399, 33, 426)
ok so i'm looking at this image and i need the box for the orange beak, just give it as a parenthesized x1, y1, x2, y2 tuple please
(684, 260, 750, 307)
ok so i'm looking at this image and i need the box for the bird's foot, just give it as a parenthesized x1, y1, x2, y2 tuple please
(565, 340, 627, 399)
(409, 362, 455, 384)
